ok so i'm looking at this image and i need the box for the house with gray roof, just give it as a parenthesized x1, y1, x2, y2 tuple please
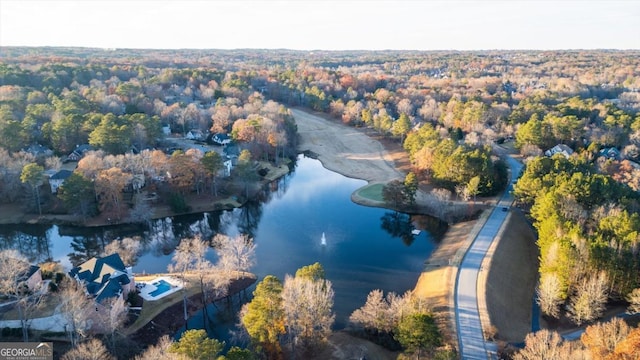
(67, 144, 93, 162)
(48, 169, 73, 194)
(545, 144, 574, 158)
(69, 253, 135, 304)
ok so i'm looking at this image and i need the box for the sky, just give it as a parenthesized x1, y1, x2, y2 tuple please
(1, 0, 639, 51)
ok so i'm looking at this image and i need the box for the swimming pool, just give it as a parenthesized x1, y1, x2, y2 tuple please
(137, 276, 183, 301)
(149, 279, 172, 297)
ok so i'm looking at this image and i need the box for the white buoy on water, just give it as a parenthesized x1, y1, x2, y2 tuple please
(321, 232, 327, 246)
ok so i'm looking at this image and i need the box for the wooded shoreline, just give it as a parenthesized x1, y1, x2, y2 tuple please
(0, 160, 291, 227)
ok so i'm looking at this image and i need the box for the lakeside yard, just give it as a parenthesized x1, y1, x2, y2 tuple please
(126, 271, 257, 339)
(0, 272, 256, 331)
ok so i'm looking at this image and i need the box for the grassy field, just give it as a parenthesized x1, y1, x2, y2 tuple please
(355, 183, 385, 202)
(481, 210, 538, 343)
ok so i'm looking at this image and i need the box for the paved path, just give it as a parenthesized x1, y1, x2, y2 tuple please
(455, 156, 522, 359)
(0, 313, 68, 332)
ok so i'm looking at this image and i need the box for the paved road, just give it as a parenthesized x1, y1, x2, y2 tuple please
(455, 156, 522, 359)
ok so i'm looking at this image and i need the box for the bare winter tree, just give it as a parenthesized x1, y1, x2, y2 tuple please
(350, 289, 416, 333)
(134, 335, 174, 360)
(520, 144, 543, 158)
(128, 198, 153, 225)
(282, 273, 335, 353)
(0, 250, 48, 342)
(213, 234, 257, 276)
(581, 317, 630, 360)
(514, 329, 583, 360)
(419, 97, 440, 121)
(626, 288, 640, 314)
(427, 188, 452, 219)
(387, 291, 418, 322)
(569, 271, 609, 326)
(96, 296, 129, 352)
(59, 278, 94, 346)
(168, 235, 214, 324)
(45, 156, 62, 172)
(103, 237, 142, 267)
(61, 338, 114, 360)
(537, 272, 564, 318)
(349, 289, 394, 333)
(95, 167, 132, 220)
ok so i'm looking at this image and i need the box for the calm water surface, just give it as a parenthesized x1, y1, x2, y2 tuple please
(0, 155, 446, 330)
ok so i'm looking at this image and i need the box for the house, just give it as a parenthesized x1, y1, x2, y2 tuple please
(223, 142, 240, 159)
(19, 265, 43, 292)
(68, 253, 135, 304)
(186, 129, 204, 141)
(599, 147, 621, 160)
(162, 125, 171, 136)
(48, 169, 73, 194)
(24, 144, 53, 158)
(545, 144, 574, 158)
(212, 133, 232, 146)
(67, 144, 93, 162)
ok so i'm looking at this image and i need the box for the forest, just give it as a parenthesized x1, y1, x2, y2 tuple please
(2, 48, 639, 221)
(1, 47, 640, 358)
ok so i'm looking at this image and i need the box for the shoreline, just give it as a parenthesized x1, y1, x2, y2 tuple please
(1, 108, 435, 227)
(0, 161, 291, 227)
(127, 272, 257, 347)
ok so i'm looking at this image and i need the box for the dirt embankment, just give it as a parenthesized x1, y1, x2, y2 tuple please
(480, 211, 539, 343)
(412, 217, 486, 346)
(293, 108, 406, 183)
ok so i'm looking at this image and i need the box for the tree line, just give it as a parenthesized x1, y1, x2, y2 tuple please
(511, 317, 640, 359)
(514, 155, 640, 324)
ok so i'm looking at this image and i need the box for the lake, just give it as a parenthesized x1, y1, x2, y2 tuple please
(0, 155, 446, 329)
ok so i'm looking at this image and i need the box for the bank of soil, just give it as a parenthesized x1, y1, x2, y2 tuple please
(293, 108, 406, 184)
(480, 211, 538, 343)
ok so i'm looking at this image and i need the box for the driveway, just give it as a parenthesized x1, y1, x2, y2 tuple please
(0, 313, 68, 332)
(455, 156, 522, 359)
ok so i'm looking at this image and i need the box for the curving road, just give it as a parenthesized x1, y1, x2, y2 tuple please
(455, 156, 522, 359)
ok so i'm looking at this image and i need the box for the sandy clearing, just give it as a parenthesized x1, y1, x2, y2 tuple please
(293, 108, 405, 183)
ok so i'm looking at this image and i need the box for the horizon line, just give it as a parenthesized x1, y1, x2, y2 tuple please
(2, 45, 639, 52)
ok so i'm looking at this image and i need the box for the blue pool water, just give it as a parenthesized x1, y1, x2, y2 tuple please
(149, 279, 172, 297)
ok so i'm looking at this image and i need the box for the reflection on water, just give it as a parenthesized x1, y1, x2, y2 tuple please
(0, 155, 446, 331)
